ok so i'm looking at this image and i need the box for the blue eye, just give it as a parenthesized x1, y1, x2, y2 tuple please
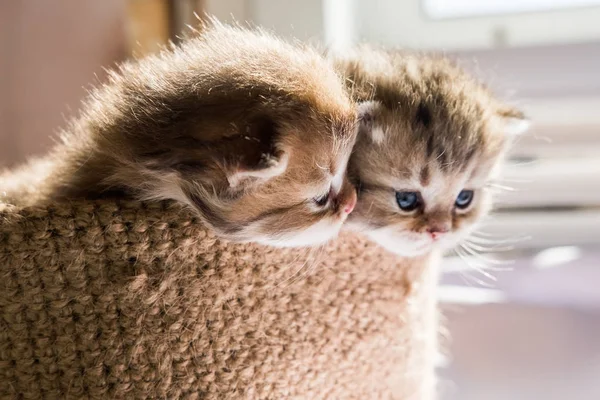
(455, 190, 474, 209)
(396, 191, 420, 211)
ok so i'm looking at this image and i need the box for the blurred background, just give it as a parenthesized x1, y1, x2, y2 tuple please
(1, 1, 599, 398)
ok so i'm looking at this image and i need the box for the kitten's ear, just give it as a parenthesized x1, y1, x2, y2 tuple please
(226, 115, 289, 189)
(357, 100, 384, 143)
(496, 107, 530, 136)
(357, 100, 382, 127)
(227, 149, 289, 188)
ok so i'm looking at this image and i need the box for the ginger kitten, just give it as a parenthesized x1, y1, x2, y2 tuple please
(0, 23, 358, 247)
(333, 47, 528, 257)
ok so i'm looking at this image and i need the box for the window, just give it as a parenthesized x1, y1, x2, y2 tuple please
(423, 0, 600, 19)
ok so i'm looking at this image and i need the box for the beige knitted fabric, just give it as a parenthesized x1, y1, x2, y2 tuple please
(0, 200, 439, 399)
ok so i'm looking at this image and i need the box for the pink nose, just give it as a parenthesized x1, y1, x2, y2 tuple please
(427, 226, 449, 240)
(342, 189, 357, 214)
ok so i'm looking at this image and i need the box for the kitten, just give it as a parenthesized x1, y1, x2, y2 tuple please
(332, 47, 529, 257)
(0, 22, 358, 247)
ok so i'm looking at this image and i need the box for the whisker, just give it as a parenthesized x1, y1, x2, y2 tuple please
(453, 247, 497, 287)
(467, 235, 513, 245)
(278, 246, 325, 289)
(470, 228, 530, 241)
(463, 242, 515, 253)
(469, 230, 506, 238)
(491, 176, 531, 184)
(455, 247, 495, 276)
(460, 242, 513, 266)
(299, 245, 329, 284)
(456, 247, 498, 281)
(506, 159, 537, 167)
(486, 183, 516, 192)
(457, 268, 489, 288)
(275, 251, 312, 288)
(435, 148, 447, 161)
(471, 229, 526, 239)
(315, 161, 329, 171)
(469, 233, 531, 245)
(461, 243, 513, 270)
(462, 239, 515, 253)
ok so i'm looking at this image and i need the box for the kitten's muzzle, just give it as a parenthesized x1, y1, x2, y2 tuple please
(332, 182, 357, 216)
(343, 189, 357, 214)
(426, 223, 450, 240)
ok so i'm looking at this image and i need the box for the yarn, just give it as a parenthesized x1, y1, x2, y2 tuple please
(0, 199, 438, 399)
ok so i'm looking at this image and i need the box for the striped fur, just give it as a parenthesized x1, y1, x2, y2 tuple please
(333, 46, 527, 256)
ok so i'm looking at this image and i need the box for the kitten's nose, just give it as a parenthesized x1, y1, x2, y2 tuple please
(334, 183, 357, 215)
(342, 189, 357, 214)
(426, 224, 450, 239)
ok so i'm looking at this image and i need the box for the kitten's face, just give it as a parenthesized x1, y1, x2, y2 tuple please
(134, 104, 358, 248)
(210, 111, 359, 247)
(347, 100, 527, 257)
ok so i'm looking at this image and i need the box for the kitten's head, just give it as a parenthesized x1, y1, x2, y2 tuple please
(340, 50, 528, 256)
(91, 24, 358, 247)
(172, 103, 358, 248)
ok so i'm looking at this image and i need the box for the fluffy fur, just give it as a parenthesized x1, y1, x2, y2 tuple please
(0, 22, 359, 247)
(332, 46, 529, 257)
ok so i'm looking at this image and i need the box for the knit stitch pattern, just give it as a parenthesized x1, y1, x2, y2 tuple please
(0, 200, 437, 399)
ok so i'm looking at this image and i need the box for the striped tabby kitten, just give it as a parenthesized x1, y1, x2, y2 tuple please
(333, 47, 528, 256)
(0, 23, 358, 247)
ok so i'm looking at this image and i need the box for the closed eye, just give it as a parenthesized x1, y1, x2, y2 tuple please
(313, 188, 331, 207)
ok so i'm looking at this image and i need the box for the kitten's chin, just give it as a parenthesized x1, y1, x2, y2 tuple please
(254, 219, 344, 248)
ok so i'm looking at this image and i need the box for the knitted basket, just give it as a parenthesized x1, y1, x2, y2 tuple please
(0, 200, 439, 399)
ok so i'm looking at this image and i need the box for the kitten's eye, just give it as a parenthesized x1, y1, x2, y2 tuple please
(455, 190, 474, 209)
(396, 191, 420, 212)
(314, 190, 330, 206)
